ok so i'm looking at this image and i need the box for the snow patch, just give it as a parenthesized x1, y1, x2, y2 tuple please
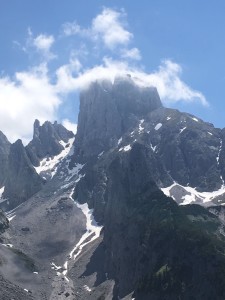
(64, 190, 102, 270)
(59, 189, 103, 278)
(166, 117, 171, 121)
(118, 137, 122, 145)
(75, 174, 85, 183)
(5, 203, 25, 222)
(191, 117, 199, 122)
(162, 182, 225, 205)
(98, 151, 104, 158)
(119, 144, 131, 152)
(179, 127, 186, 134)
(51, 262, 62, 271)
(2, 243, 13, 248)
(35, 137, 75, 178)
(217, 140, 222, 164)
(138, 119, 144, 133)
(208, 132, 213, 136)
(150, 143, 157, 152)
(84, 285, 92, 292)
(154, 123, 162, 131)
(0, 186, 4, 199)
(124, 144, 131, 152)
(8, 215, 16, 222)
(65, 163, 84, 182)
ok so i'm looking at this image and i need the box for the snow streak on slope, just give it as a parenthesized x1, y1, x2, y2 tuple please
(34, 138, 75, 178)
(51, 187, 102, 280)
(138, 119, 144, 133)
(119, 144, 132, 152)
(62, 189, 102, 275)
(162, 182, 225, 205)
(49, 183, 103, 299)
(65, 163, 84, 182)
(0, 186, 5, 203)
(217, 139, 223, 164)
(154, 123, 162, 130)
(191, 117, 199, 122)
(0, 186, 4, 198)
(5, 203, 24, 222)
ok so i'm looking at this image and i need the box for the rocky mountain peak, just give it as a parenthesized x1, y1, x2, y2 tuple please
(0, 131, 11, 187)
(74, 77, 162, 160)
(26, 120, 74, 166)
(33, 119, 40, 139)
(2, 139, 43, 210)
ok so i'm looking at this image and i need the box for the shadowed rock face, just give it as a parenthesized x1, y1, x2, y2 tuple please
(0, 210, 8, 233)
(140, 107, 224, 191)
(2, 139, 43, 210)
(102, 148, 225, 299)
(74, 131, 225, 300)
(0, 132, 10, 187)
(71, 79, 225, 299)
(26, 120, 74, 166)
(74, 77, 162, 161)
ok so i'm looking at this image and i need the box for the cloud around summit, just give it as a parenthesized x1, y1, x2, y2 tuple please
(0, 7, 208, 143)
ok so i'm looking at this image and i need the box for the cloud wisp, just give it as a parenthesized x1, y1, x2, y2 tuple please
(56, 57, 208, 106)
(62, 8, 133, 50)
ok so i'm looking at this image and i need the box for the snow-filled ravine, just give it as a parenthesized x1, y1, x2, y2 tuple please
(51, 187, 102, 284)
(161, 182, 225, 205)
(35, 137, 75, 178)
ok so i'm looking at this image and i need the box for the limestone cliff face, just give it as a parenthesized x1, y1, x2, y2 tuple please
(74, 77, 162, 161)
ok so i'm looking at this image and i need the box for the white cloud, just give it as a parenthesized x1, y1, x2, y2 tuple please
(55, 57, 208, 106)
(62, 22, 89, 37)
(23, 30, 56, 61)
(62, 119, 77, 134)
(0, 64, 61, 144)
(33, 34, 55, 52)
(121, 48, 141, 60)
(145, 60, 208, 105)
(62, 8, 133, 50)
(92, 8, 132, 49)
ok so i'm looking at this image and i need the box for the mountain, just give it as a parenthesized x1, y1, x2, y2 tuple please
(72, 78, 225, 298)
(26, 119, 74, 166)
(0, 121, 74, 210)
(74, 77, 162, 161)
(0, 77, 225, 299)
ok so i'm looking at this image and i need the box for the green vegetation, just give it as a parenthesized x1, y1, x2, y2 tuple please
(130, 190, 225, 299)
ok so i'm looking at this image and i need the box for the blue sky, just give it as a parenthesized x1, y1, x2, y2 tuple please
(0, 0, 225, 143)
